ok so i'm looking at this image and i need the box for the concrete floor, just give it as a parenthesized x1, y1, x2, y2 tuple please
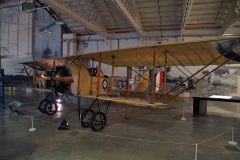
(0, 88, 240, 160)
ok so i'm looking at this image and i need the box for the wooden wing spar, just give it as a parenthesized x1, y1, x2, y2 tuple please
(21, 37, 240, 108)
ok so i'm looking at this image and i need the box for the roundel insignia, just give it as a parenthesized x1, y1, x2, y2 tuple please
(102, 79, 108, 90)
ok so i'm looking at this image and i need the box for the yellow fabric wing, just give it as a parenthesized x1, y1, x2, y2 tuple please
(81, 37, 240, 67)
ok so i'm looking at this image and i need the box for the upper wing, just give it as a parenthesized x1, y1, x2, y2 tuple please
(21, 37, 240, 68)
(81, 37, 240, 67)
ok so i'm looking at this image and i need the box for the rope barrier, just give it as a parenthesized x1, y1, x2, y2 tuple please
(197, 129, 232, 145)
(19, 114, 195, 146)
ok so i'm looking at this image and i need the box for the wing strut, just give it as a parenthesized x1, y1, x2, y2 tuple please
(110, 55, 115, 96)
(77, 60, 81, 121)
(161, 53, 224, 100)
(90, 57, 94, 95)
(97, 53, 102, 96)
(157, 47, 197, 80)
(166, 53, 238, 102)
(163, 52, 167, 94)
(23, 64, 33, 86)
(125, 67, 132, 119)
(33, 62, 37, 87)
(163, 44, 240, 101)
(151, 47, 156, 104)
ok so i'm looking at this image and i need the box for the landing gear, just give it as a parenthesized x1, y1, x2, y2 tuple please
(91, 111, 106, 131)
(38, 99, 48, 114)
(45, 101, 58, 115)
(37, 65, 71, 116)
(80, 109, 95, 128)
(79, 98, 110, 131)
(38, 92, 59, 116)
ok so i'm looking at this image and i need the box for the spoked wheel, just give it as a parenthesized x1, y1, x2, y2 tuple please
(91, 111, 106, 131)
(80, 109, 95, 128)
(38, 99, 48, 114)
(45, 101, 58, 115)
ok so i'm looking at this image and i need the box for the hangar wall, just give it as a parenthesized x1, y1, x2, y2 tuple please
(0, 5, 32, 58)
(64, 33, 220, 55)
(0, 2, 62, 75)
(0, 4, 32, 75)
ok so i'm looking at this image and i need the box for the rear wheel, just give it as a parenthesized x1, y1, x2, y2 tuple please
(38, 99, 48, 114)
(91, 111, 106, 131)
(80, 109, 95, 128)
(45, 101, 58, 115)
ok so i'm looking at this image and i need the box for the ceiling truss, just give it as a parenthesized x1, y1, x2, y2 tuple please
(113, 0, 143, 36)
(37, 0, 240, 38)
(181, 0, 194, 38)
(42, 0, 111, 38)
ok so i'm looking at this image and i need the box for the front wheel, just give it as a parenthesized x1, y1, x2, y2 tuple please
(91, 111, 106, 131)
(80, 109, 95, 128)
(38, 99, 48, 114)
(45, 101, 58, 115)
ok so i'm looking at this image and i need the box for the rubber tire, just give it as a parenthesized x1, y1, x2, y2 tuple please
(45, 101, 58, 115)
(91, 111, 107, 131)
(80, 109, 95, 128)
(38, 99, 49, 114)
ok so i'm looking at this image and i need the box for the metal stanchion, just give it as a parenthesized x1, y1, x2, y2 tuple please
(28, 116, 36, 132)
(194, 144, 198, 160)
(228, 127, 238, 146)
(181, 108, 186, 121)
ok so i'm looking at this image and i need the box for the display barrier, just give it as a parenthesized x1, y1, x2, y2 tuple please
(28, 116, 36, 132)
(7, 112, 238, 160)
(181, 106, 187, 121)
(1, 91, 240, 160)
(196, 129, 239, 160)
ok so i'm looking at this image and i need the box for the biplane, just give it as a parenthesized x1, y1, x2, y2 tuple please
(21, 37, 240, 131)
